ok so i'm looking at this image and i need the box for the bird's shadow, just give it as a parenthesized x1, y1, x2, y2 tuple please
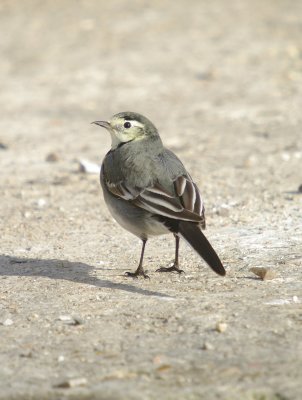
(0, 255, 171, 298)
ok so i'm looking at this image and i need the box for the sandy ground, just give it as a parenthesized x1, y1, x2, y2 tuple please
(0, 1, 302, 399)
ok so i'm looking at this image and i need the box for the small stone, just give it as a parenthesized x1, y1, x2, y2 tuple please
(58, 315, 83, 325)
(78, 159, 100, 174)
(2, 318, 14, 326)
(37, 198, 47, 208)
(249, 267, 277, 280)
(216, 322, 228, 333)
(0, 142, 8, 150)
(202, 341, 214, 350)
(298, 184, 302, 193)
(73, 316, 84, 325)
(55, 377, 87, 388)
(46, 152, 60, 162)
(58, 315, 71, 321)
(20, 350, 33, 358)
(58, 355, 65, 362)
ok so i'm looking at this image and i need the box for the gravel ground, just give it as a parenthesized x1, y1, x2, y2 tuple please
(0, 1, 301, 399)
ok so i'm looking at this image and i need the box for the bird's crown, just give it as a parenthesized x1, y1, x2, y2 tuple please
(92, 111, 159, 149)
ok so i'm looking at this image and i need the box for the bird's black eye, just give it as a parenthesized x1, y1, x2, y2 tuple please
(124, 121, 131, 129)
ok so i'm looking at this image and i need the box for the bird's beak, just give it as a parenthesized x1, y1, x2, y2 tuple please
(91, 121, 111, 130)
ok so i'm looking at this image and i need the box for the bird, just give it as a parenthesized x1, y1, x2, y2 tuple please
(92, 112, 225, 279)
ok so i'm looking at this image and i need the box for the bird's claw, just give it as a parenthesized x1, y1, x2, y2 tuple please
(156, 265, 184, 274)
(125, 271, 150, 279)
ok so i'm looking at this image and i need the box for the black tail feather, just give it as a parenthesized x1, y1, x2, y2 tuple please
(178, 221, 226, 276)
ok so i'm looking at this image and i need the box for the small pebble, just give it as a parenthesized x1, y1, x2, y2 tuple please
(46, 152, 60, 162)
(78, 159, 100, 174)
(55, 377, 87, 388)
(20, 350, 33, 358)
(216, 322, 228, 333)
(298, 184, 302, 193)
(2, 318, 14, 326)
(37, 198, 47, 208)
(58, 315, 83, 325)
(250, 267, 277, 280)
(202, 341, 214, 350)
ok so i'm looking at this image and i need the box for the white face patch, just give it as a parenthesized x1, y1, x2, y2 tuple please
(109, 118, 145, 149)
(109, 130, 123, 149)
(127, 120, 144, 129)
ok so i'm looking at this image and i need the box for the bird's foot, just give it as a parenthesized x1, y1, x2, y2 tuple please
(125, 269, 150, 279)
(156, 264, 184, 274)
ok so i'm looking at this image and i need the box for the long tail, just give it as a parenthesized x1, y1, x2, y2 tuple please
(178, 221, 226, 276)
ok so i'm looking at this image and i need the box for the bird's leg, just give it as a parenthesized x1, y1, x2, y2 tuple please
(125, 240, 150, 279)
(156, 234, 184, 274)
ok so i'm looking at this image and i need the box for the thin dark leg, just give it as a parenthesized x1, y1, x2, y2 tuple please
(125, 240, 149, 279)
(174, 234, 180, 267)
(156, 234, 184, 274)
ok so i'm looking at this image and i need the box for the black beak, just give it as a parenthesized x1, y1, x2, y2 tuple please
(91, 121, 111, 129)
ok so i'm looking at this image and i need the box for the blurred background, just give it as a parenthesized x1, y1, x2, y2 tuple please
(1, 0, 301, 142)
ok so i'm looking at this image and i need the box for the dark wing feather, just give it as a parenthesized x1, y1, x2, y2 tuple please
(103, 165, 206, 226)
(174, 177, 206, 228)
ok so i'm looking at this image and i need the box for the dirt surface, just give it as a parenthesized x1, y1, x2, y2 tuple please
(1, 1, 302, 399)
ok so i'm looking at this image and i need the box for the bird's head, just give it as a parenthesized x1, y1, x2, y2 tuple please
(92, 112, 159, 149)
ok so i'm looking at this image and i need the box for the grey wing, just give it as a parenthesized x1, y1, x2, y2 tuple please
(102, 164, 206, 226)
